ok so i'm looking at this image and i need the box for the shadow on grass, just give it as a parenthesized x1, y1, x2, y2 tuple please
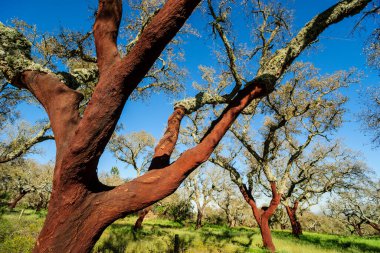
(273, 230, 380, 253)
(93, 223, 196, 253)
(199, 226, 260, 252)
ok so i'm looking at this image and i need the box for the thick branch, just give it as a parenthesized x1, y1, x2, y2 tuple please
(102, 75, 274, 217)
(93, 0, 122, 75)
(149, 106, 185, 170)
(0, 123, 53, 163)
(0, 22, 83, 154)
(65, 0, 202, 182)
(263, 181, 281, 218)
(258, 0, 371, 78)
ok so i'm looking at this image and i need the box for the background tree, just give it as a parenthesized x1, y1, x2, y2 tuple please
(98, 166, 125, 187)
(0, 159, 53, 210)
(0, 0, 373, 252)
(326, 179, 380, 235)
(109, 130, 155, 230)
(360, 88, 380, 147)
(184, 167, 215, 229)
(210, 62, 355, 250)
(0, 81, 53, 164)
(109, 131, 155, 177)
(210, 170, 249, 227)
(282, 143, 367, 237)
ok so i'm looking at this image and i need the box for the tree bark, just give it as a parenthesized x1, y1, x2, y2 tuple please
(285, 202, 302, 237)
(0, 0, 368, 252)
(133, 208, 150, 231)
(8, 190, 29, 210)
(259, 216, 276, 252)
(238, 182, 281, 253)
(195, 209, 203, 229)
(368, 222, 380, 233)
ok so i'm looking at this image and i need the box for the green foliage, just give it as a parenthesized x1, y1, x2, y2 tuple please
(93, 216, 380, 253)
(0, 210, 44, 253)
(1, 211, 379, 253)
(110, 166, 120, 177)
(154, 199, 193, 223)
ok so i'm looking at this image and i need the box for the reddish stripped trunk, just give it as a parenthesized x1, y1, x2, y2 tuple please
(259, 216, 275, 252)
(34, 181, 108, 252)
(285, 202, 302, 237)
(3, 0, 366, 252)
(133, 107, 186, 229)
(238, 182, 281, 253)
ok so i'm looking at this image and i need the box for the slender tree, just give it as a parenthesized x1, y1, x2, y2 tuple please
(0, 0, 373, 252)
(184, 167, 216, 229)
(109, 131, 156, 230)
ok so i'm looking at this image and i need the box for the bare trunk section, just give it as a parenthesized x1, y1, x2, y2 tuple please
(195, 209, 203, 229)
(259, 216, 276, 253)
(238, 182, 280, 253)
(285, 202, 302, 237)
(34, 188, 105, 252)
(8, 190, 29, 210)
(368, 222, 380, 234)
(133, 208, 150, 231)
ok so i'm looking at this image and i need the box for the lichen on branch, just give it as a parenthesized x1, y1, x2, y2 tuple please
(0, 22, 50, 85)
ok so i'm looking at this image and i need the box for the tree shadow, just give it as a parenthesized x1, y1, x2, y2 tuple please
(273, 230, 380, 253)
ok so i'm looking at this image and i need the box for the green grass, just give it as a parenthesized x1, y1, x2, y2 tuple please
(1, 211, 379, 253)
(0, 210, 45, 253)
(93, 216, 380, 253)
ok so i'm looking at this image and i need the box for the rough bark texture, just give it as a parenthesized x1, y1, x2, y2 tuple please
(285, 201, 303, 237)
(0, 0, 371, 252)
(239, 182, 281, 252)
(149, 107, 186, 170)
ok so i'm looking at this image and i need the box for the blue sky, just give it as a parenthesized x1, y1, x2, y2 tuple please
(1, 0, 379, 179)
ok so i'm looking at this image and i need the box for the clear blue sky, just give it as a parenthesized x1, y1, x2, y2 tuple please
(1, 0, 379, 179)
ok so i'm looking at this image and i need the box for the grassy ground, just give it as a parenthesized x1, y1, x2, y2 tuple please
(93, 217, 380, 253)
(1, 210, 379, 253)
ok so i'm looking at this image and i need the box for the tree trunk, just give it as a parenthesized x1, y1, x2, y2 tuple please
(2, 0, 367, 251)
(226, 214, 234, 227)
(259, 216, 276, 253)
(238, 182, 280, 253)
(285, 203, 302, 237)
(368, 222, 380, 234)
(33, 188, 109, 253)
(133, 208, 150, 231)
(195, 209, 203, 229)
(8, 191, 29, 210)
(355, 224, 363, 237)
